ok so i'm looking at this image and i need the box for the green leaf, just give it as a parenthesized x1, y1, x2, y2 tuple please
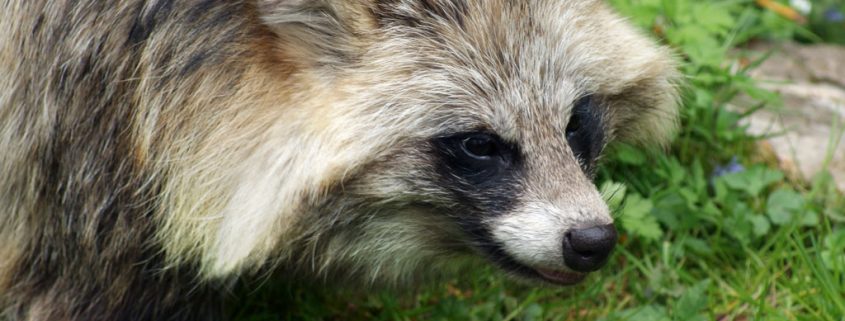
(673, 280, 710, 320)
(712, 179, 729, 204)
(683, 238, 713, 255)
(520, 303, 543, 321)
(612, 144, 648, 165)
(691, 3, 735, 35)
(652, 193, 685, 230)
(766, 188, 804, 225)
(822, 229, 845, 272)
(620, 194, 663, 241)
(749, 215, 771, 237)
(701, 201, 722, 218)
(736, 76, 781, 104)
(605, 305, 671, 321)
(726, 202, 755, 244)
(800, 211, 820, 227)
(720, 166, 784, 197)
(600, 181, 627, 210)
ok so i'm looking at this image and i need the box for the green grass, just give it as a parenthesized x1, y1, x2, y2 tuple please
(230, 1, 845, 320)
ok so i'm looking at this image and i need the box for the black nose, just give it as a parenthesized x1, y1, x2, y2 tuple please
(562, 224, 617, 272)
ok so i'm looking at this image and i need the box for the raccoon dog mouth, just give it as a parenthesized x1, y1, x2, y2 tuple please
(533, 268, 587, 285)
(495, 255, 587, 285)
(477, 241, 587, 285)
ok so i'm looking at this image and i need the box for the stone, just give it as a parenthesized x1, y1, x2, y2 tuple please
(737, 42, 845, 191)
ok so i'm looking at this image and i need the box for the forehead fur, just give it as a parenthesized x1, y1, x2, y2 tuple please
(306, 0, 680, 145)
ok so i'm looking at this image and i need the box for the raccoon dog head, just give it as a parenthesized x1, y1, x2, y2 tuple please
(237, 0, 679, 285)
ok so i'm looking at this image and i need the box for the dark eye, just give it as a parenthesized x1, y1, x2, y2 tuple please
(462, 135, 498, 158)
(565, 112, 582, 139)
(566, 96, 588, 138)
(434, 132, 517, 185)
(565, 95, 605, 175)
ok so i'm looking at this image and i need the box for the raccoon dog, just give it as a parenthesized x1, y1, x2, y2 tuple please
(0, 0, 679, 320)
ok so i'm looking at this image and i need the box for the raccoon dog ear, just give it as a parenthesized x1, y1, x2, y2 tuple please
(258, 1, 341, 35)
(257, 0, 364, 66)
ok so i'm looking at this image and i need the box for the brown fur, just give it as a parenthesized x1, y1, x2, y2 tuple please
(1, 1, 679, 320)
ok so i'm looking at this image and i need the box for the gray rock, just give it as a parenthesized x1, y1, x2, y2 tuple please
(737, 42, 845, 191)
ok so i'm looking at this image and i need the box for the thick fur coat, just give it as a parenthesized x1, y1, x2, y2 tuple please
(0, 0, 679, 320)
